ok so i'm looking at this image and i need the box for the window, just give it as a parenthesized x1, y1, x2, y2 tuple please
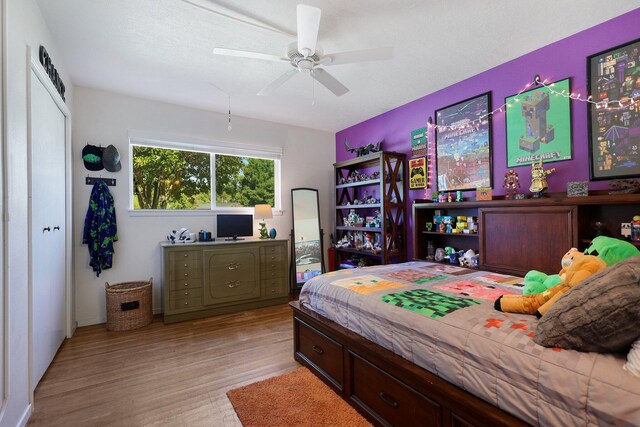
(129, 135, 281, 211)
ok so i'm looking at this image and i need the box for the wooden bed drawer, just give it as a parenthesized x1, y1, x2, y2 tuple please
(295, 318, 343, 389)
(350, 351, 442, 427)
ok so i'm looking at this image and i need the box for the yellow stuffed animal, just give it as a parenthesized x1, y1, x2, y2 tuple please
(495, 255, 606, 318)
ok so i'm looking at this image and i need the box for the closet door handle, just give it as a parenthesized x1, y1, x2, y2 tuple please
(43, 226, 51, 233)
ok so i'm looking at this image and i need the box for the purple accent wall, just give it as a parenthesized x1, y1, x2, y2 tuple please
(335, 8, 640, 259)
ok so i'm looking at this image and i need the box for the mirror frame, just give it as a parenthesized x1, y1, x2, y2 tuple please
(290, 188, 325, 292)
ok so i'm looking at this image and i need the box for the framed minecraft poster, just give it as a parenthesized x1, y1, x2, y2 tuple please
(435, 92, 493, 192)
(587, 38, 640, 180)
(505, 78, 572, 168)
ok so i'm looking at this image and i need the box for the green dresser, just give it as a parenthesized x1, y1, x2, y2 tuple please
(162, 239, 289, 323)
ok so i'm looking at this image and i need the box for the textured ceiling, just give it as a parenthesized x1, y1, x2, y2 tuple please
(37, 0, 640, 132)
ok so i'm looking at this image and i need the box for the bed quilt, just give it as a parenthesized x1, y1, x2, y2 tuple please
(299, 261, 640, 426)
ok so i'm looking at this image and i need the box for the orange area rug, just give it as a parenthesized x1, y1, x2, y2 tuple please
(227, 367, 372, 426)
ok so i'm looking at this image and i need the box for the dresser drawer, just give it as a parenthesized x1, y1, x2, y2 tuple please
(261, 244, 286, 261)
(166, 250, 202, 282)
(263, 277, 288, 298)
(168, 277, 201, 291)
(295, 319, 343, 389)
(262, 260, 286, 279)
(204, 247, 260, 305)
(169, 289, 203, 311)
(349, 352, 442, 427)
(209, 251, 257, 283)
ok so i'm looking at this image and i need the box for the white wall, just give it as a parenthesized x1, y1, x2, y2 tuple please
(2, 0, 74, 425)
(72, 87, 335, 326)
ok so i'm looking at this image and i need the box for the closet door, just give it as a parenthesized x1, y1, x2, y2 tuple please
(30, 68, 67, 386)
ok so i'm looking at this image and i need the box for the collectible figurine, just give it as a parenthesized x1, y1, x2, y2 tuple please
(363, 233, 374, 251)
(502, 169, 521, 200)
(529, 159, 555, 198)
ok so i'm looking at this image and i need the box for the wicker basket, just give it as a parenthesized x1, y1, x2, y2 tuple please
(105, 278, 153, 331)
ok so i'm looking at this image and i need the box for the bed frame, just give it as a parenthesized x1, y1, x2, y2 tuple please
(290, 301, 530, 427)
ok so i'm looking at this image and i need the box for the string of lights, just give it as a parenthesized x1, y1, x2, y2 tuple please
(534, 75, 640, 111)
(425, 74, 640, 133)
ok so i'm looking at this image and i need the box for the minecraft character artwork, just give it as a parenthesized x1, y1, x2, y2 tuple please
(519, 91, 555, 153)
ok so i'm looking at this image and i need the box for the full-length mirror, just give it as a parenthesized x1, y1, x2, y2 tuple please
(291, 188, 325, 291)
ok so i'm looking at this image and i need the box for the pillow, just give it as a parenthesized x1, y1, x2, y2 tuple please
(534, 256, 640, 353)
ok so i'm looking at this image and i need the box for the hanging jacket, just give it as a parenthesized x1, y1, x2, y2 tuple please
(83, 180, 118, 276)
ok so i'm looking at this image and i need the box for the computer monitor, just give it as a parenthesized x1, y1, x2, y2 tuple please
(216, 214, 253, 240)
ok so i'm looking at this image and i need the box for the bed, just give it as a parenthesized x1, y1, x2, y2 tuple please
(290, 261, 640, 427)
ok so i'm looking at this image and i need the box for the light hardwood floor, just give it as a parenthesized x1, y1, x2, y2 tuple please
(27, 303, 300, 426)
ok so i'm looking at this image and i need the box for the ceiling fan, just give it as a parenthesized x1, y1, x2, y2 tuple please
(211, 4, 393, 97)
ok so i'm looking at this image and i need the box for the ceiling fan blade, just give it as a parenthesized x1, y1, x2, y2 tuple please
(182, 0, 295, 36)
(257, 69, 298, 96)
(296, 4, 321, 58)
(213, 47, 289, 63)
(311, 68, 349, 96)
(320, 46, 394, 66)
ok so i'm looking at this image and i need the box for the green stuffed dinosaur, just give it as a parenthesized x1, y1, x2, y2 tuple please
(583, 235, 640, 266)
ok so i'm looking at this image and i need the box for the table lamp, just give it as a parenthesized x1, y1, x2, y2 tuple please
(254, 204, 273, 239)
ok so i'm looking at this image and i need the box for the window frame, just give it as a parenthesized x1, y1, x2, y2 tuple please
(128, 131, 282, 216)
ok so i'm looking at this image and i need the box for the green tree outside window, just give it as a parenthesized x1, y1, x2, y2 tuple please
(132, 145, 275, 210)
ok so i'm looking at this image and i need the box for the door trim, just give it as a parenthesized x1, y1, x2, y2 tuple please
(27, 46, 73, 398)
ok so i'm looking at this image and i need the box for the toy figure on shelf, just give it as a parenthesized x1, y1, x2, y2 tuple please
(363, 233, 374, 251)
(529, 159, 555, 198)
(502, 169, 521, 200)
(335, 234, 351, 248)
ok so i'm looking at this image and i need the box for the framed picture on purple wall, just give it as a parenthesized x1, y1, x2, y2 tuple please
(435, 92, 493, 192)
(587, 38, 640, 180)
(505, 78, 573, 168)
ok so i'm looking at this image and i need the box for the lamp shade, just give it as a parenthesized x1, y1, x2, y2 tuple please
(254, 204, 273, 220)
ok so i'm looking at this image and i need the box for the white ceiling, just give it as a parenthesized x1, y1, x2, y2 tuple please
(37, 0, 640, 132)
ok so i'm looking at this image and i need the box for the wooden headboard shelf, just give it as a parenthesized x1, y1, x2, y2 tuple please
(413, 193, 640, 276)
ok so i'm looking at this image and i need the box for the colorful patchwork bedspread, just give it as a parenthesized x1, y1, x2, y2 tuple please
(299, 261, 640, 426)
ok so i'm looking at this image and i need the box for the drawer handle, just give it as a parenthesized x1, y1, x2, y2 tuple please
(226, 280, 241, 288)
(184, 282, 189, 287)
(184, 291, 189, 296)
(271, 256, 275, 260)
(184, 263, 188, 267)
(183, 254, 188, 257)
(183, 301, 189, 306)
(227, 262, 240, 270)
(378, 392, 399, 408)
(312, 345, 324, 355)
(184, 273, 189, 277)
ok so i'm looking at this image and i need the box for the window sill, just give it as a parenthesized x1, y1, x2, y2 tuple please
(128, 209, 284, 217)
